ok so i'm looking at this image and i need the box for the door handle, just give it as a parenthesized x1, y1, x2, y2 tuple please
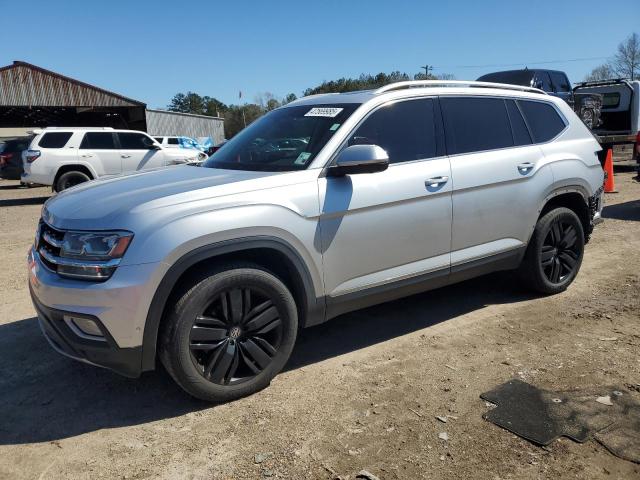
(121, 155, 131, 158)
(425, 176, 449, 188)
(81, 154, 93, 158)
(517, 162, 535, 174)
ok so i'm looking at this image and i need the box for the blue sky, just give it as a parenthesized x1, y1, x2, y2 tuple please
(1, 0, 638, 108)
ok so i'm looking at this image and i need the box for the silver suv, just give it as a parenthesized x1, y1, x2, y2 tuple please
(28, 81, 604, 401)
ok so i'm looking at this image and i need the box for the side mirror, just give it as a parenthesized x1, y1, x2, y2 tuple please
(327, 144, 389, 177)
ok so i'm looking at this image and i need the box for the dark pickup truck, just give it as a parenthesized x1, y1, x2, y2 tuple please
(477, 69, 603, 130)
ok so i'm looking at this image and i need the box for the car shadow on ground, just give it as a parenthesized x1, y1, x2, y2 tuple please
(0, 272, 535, 445)
(0, 196, 49, 207)
(602, 199, 640, 222)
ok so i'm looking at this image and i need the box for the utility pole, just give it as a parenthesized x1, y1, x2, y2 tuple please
(420, 64, 433, 78)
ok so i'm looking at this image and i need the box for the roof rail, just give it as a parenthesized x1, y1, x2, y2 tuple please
(375, 80, 546, 95)
(41, 126, 115, 130)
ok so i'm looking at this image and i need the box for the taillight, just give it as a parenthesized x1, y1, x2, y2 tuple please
(26, 150, 41, 163)
(0, 152, 13, 163)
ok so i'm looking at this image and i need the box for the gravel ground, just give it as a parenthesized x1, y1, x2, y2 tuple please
(0, 167, 639, 480)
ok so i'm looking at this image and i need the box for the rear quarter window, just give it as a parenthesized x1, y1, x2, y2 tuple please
(517, 100, 566, 143)
(38, 132, 73, 149)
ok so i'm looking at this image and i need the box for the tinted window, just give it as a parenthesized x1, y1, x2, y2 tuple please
(602, 92, 620, 108)
(535, 72, 553, 92)
(440, 97, 513, 155)
(517, 100, 566, 143)
(154, 137, 163, 143)
(118, 132, 154, 149)
(550, 72, 571, 93)
(80, 132, 116, 149)
(477, 70, 534, 86)
(39, 132, 72, 149)
(3, 138, 31, 152)
(505, 100, 532, 146)
(347, 99, 438, 164)
(167, 137, 179, 145)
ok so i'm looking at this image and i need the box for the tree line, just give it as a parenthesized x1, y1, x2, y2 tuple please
(167, 32, 639, 138)
(585, 32, 639, 82)
(167, 71, 452, 138)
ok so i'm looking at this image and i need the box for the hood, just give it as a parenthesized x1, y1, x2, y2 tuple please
(43, 165, 281, 230)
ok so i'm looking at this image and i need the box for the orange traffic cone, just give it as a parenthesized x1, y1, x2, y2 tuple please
(603, 148, 617, 193)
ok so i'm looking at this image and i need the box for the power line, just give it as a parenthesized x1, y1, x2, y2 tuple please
(436, 56, 610, 70)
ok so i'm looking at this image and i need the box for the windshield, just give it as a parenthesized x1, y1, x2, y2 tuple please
(203, 104, 359, 171)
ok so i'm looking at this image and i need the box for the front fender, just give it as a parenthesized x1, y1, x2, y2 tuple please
(139, 235, 324, 371)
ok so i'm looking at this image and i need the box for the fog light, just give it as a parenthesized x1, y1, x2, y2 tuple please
(64, 315, 105, 340)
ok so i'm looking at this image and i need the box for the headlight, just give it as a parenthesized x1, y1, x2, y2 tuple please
(38, 229, 133, 281)
(61, 231, 132, 260)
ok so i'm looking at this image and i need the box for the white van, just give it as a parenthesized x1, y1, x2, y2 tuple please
(22, 127, 205, 191)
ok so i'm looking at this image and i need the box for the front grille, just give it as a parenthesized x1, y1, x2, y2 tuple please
(38, 221, 65, 272)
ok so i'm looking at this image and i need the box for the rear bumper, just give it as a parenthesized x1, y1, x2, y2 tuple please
(31, 285, 143, 377)
(0, 161, 23, 179)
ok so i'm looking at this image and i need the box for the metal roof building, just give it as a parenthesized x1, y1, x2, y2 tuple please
(146, 109, 224, 142)
(0, 61, 224, 142)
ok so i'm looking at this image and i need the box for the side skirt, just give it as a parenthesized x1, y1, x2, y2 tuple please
(324, 247, 526, 322)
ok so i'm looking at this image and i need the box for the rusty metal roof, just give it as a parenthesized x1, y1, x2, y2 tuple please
(0, 61, 146, 108)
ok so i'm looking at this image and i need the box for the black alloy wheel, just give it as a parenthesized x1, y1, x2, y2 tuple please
(518, 207, 585, 295)
(189, 287, 284, 386)
(540, 219, 581, 284)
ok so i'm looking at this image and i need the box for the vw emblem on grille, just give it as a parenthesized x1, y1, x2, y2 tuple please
(229, 327, 242, 339)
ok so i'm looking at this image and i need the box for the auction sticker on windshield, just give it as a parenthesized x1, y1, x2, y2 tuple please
(304, 107, 344, 117)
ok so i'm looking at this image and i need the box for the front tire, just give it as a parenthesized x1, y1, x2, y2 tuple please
(159, 265, 298, 402)
(519, 207, 585, 294)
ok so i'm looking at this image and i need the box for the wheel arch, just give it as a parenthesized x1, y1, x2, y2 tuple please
(536, 187, 591, 242)
(53, 163, 95, 190)
(141, 236, 323, 372)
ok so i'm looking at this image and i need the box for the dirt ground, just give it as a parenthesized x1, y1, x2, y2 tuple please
(0, 167, 639, 480)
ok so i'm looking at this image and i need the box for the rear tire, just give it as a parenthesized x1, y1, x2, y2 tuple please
(55, 170, 91, 192)
(519, 207, 584, 294)
(159, 264, 298, 402)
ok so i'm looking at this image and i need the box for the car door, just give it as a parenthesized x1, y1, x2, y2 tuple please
(318, 97, 452, 314)
(78, 132, 121, 175)
(117, 132, 166, 171)
(440, 96, 553, 268)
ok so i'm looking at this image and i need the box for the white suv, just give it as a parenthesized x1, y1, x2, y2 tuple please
(22, 127, 204, 191)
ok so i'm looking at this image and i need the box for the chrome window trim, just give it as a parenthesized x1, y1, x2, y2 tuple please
(322, 95, 445, 172)
(438, 94, 569, 158)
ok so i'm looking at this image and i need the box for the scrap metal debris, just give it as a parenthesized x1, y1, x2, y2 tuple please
(596, 395, 614, 406)
(356, 470, 381, 480)
(480, 379, 640, 463)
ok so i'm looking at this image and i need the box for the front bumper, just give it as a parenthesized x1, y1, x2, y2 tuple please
(28, 247, 164, 377)
(31, 288, 142, 377)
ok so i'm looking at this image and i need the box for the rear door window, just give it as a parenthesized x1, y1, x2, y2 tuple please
(440, 97, 514, 155)
(38, 132, 73, 148)
(167, 137, 180, 145)
(80, 132, 117, 149)
(550, 72, 571, 93)
(517, 100, 566, 143)
(118, 132, 154, 149)
(347, 98, 440, 164)
(535, 72, 553, 92)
